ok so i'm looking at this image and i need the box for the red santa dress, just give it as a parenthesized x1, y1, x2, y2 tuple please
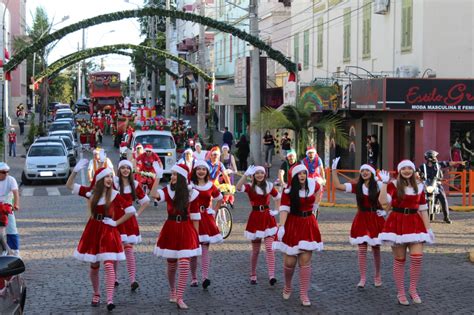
(238, 182, 281, 240)
(379, 181, 432, 245)
(153, 185, 202, 258)
(190, 182, 224, 244)
(113, 176, 150, 244)
(344, 182, 386, 246)
(72, 184, 136, 262)
(272, 178, 323, 255)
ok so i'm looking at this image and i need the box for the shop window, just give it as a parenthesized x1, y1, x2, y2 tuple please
(343, 7, 351, 62)
(303, 30, 310, 70)
(362, 0, 371, 59)
(401, 0, 413, 52)
(450, 121, 474, 169)
(293, 32, 299, 64)
(317, 17, 323, 67)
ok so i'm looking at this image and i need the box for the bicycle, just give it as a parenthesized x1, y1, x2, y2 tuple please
(215, 184, 235, 239)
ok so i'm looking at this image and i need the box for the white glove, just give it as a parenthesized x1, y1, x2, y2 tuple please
(376, 210, 387, 217)
(102, 217, 117, 227)
(269, 210, 279, 216)
(379, 170, 390, 184)
(428, 228, 435, 243)
(225, 169, 234, 175)
(73, 159, 89, 173)
(331, 157, 341, 170)
(244, 165, 255, 177)
(153, 161, 163, 179)
(207, 208, 216, 215)
(277, 226, 285, 241)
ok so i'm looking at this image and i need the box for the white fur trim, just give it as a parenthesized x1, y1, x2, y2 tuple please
(244, 227, 278, 240)
(254, 182, 274, 195)
(272, 240, 324, 255)
(121, 234, 142, 244)
(86, 191, 92, 198)
(213, 193, 223, 201)
(97, 190, 119, 205)
(193, 160, 210, 170)
(95, 168, 112, 182)
(171, 164, 189, 181)
(272, 192, 281, 201)
(291, 164, 308, 179)
(138, 195, 150, 205)
(118, 160, 133, 170)
(190, 189, 199, 202)
(379, 232, 433, 245)
(156, 189, 165, 203)
(280, 205, 290, 212)
(254, 166, 266, 174)
(360, 164, 376, 176)
(306, 148, 316, 155)
(199, 234, 223, 244)
(193, 181, 213, 190)
(344, 183, 353, 193)
(72, 183, 81, 195)
(238, 185, 247, 192)
(300, 178, 317, 197)
(153, 246, 202, 258)
(190, 213, 201, 220)
(124, 206, 137, 214)
(349, 236, 382, 246)
(207, 208, 216, 215)
(73, 250, 126, 262)
(397, 160, 416, 172)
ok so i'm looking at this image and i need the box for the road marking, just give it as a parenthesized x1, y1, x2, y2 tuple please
(21, 188, 34, 196)
(46, 187, 61, 196)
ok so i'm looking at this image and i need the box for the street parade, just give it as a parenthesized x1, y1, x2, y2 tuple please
(0, 0, 473, 314)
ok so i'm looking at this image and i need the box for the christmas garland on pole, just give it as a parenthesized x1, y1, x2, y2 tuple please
(34, 44, 209, 84)
(5, 8, 296, 73)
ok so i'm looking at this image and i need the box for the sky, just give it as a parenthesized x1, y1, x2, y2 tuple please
(26, 0, 144, 80)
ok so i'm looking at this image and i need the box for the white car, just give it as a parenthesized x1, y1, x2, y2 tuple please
(22, 142, 71, 185)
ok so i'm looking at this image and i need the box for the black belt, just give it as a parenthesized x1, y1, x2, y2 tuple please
(291, 211, 313, 218)
(92, 214, 111, 220)
(392, 208, 418, 214)
(252, 205, 270, 212)
(168, 214, 189, 222)
(360, 207, 377, 212)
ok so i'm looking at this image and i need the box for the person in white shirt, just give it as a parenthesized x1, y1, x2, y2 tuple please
(88, 148, 115, 182)
(0, 163, 20, 256)
(178, 148, 196, 171)
(193, 142, 208, 161)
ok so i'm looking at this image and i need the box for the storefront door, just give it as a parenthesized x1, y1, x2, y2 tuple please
(394, 120, 415, 168)
(234, 111, 248, 139)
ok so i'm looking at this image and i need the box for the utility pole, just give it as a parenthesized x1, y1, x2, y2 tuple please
(76, 42, 81, 100)
(164, 0, 171, 117)
(197, 0, 207, 139)
(249, 0, 261, 165)
(150, 14, 157, 109)
(81, 28, 86, 98)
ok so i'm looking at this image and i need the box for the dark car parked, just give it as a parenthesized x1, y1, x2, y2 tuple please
(0, 256, 26, 314)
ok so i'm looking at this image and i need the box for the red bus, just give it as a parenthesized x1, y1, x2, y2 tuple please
(88, 71, 122, 114)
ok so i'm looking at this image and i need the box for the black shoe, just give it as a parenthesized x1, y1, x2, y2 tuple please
(131, 281, 139, 292)
(269, 278, 277, 286)
(444, 218, 452, 224)
(107, 303, 115, 311)
(114, 281, 119, 287)
(250, 279, 257, 285)
(202, 279, 211, 289)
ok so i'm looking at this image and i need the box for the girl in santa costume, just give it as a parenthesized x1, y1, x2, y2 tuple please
(112, 159, 151, 291)
(235, 165, 281, 286)
(272, 163, 322, 307)
(189, 160, 224, 289)
(331, 158, 385, 288)
(150, 163, 201, 310)
(378, 160, 434, 306)
(66, 159, 136, 311)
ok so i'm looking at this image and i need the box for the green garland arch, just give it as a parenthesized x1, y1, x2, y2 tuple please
(5, 8, 296, 73)
(35, 44, 210, 83)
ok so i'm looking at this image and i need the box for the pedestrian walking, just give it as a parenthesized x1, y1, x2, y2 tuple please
(272, 163, 323, 307)
(189, 160, 224, 289)
(222, 127, 234, 150)
(0, 163, 20, 256)
(280, 132, 292, 160)
(378, 160, 434, 306)
(236, 165, 281, 286)
(263, 130, 275, 168)
(235, 135, 250, 171)
(331, 158, 385, 288)
(150, 163, 201, 310)
(213, 109, 219, 131)
(17, 108, 26, 136)
(112, 160, 151, 291)
(66, 161, 137, 311)
(8, 128, 16, 157)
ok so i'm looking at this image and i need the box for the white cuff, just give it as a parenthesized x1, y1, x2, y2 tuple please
(272, 192, 282, 201)
(190, 213, 201, 220)
(156, 189, 165, 204)
(344, 183, 352, 193)
(419, 204, 428, 211)
(213, 193, 223, 201)
(386, 195, 392, 204)
(207, 208, 216, 215)
(72, 183, 81, 195)
(124, 206, 137, 214)
(138, 195, 150, 205)
(280, 205, 290, 212)
(238, 185, 246, 193)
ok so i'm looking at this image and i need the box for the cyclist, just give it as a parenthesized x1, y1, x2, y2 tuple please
(206, 147, 230, 185)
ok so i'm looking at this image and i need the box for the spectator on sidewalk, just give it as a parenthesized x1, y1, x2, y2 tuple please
(222, 127, 234, 150)
(263, 130, 275, 168)
(280, 132, 292, 159)
(17, 108, 26, 136)
(213, 109, 219, 130)
(8, 128, 16, 157)
(0, 162, 21, 257)
(235, 135, 250, 170)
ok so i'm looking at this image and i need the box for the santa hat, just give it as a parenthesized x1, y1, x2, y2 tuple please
(184, 148, 193, 155)
(119, 142, 128, 154)
(118, 160, 133, 170)
(145, 144, 153, 151)
(171, 163, 193, 190)
(397, 159, 416, 172)
(306, 146, 317, 155)
(210, 146, 221, 156)
(360, 164, 376, 176)
(193, 159, 210, 171)
(253, 166, 266, 174)
(222, 144, 230, 151)
(284, 163, 308, 193)
(135, 143, 143, 150)
(86, 167, 112, 197)
(194, 142, 202, 149)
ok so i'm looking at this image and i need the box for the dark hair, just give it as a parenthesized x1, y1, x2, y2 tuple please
(371, 135, 377, 140)
(239, 135, 248, 143)
(90, 178, 112, 217)
(191, 167, 209, 184)
(251, 176, 267, 195)
(356, 174, 378, 209)
(396, 172, 418, 200)
(289, 175, 308, 215)
(171, 174, 190, 215)
(119, 168, 136, 201)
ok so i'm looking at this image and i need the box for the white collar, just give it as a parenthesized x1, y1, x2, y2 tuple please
(97, 190, 119, 205)
(254, 181, 273, 195)
(192, 181, 213, 191)
(298, 178, 316, 197)
(167, 184, 199, 202)
(391, 180, 424, 195)
(361, 181, 382, 195)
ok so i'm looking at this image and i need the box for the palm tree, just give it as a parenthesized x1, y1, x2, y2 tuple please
(253, 105, 349, 158)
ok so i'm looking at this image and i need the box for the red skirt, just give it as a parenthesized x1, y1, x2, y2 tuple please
(379, 212, 431, 245)
(118, 215, 141, 244)
(198, 210, 223, 244)
(245, 209, 277, 240)
(350, 211, 386, 246)
(272, 212, 323, 255)
(74, 218, 125, 262)
(154, 220, 201, 258)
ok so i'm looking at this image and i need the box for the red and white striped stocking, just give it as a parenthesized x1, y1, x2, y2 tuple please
(177, 258, 190, 303)
(372, 246, 381, 284)
(357, 243, 368, 286)
(264, 237, 275, 279)
(250, 241, 261, 280)
(190, 256, 198, 283)
(299, 264, 312, 303)
(201, 244, 210, 280)
(104, 261, 116, 305)
(113, 260, 118, 283)
(124, 245, 136, 284)
(393, 258, 406, 297)
(283, 265, 295, 295)
(167, 259, 177, 294)
(409, 254, 423, 298)
(89, 264, 100, 301)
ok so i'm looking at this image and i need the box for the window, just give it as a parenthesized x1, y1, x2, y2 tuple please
(229, 35, 233, 62)
(303, 30, 310, 69)
(224, 37, 227, 64)
(317, 17, 323, 67)
(293, 32, 299, 64)
(219, 0, 224, 17)
(343, 7, 351, 62)
(362, 0, 371, 59)
(236, 37, 240, 58)
(401, 0, 413, 52)
(219, 40, 223, 65)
